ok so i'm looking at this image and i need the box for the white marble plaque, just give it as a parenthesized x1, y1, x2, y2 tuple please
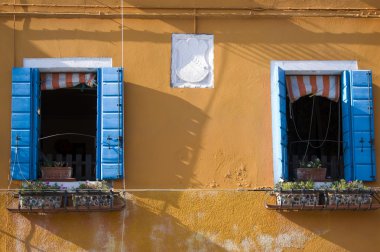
(171, 34, 214, 88)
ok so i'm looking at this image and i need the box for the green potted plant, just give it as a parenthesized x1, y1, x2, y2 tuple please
(296, 156, 327, 181)
(72, 181, 113, 208)
(19, 181, 63, 209)
(274, 180, 319, 206)
(40, 160, 73, 180)
(326, 179, 372, 206)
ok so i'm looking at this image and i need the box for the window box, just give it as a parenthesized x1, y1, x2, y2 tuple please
(19, 191, 64, 209)
(326, 190, 373, 206)
(72, 190, 113, 208)
(275, 190, 320, 206)
(9, 189, 124, 213)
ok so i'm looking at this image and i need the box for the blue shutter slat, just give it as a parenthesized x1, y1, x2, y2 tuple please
(97, 67, 124, 180)
(341, 71, 354, 181)
(278, 67, 288, 180)
(10, 68, 39, 180)
(342, 70, 376, 181)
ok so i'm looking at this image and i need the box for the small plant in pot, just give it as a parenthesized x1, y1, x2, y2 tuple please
(326, 179, 372, 206)
(275, 180, 319, 206)
(73, 181, 112, 208)
(296, 156, 327, 181)
(19, 181, 62, 209)
(40, 159, 73, 180)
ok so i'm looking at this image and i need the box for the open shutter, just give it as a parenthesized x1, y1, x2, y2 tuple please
(342, 70, 376, 181)
(341, 70, 353, 180)
(350, 70, 376, 181)
(10, 68, 39, 180)
(279, 68, 289, 180)
(96, 68, 124, 180)
(271, 67, 288, 183)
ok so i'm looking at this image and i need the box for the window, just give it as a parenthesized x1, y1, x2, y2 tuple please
(171, 34, 214, 88)
(286, 75, 342, 180)
(271, 61, 376, 183)
(10, 67, 124, 180)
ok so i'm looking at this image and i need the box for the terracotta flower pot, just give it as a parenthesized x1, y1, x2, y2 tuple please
(41, 166, 73, 179)
(296, 168, 327, 181)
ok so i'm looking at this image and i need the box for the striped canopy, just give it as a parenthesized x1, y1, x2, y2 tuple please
(286, 75, 340, 103)
(41, 72, 96, 91)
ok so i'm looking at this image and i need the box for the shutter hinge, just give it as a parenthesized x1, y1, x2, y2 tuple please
(360, 137, 365, 152)
(119, 136, 123, 147)
(369, 138, 374, 146)
(107, 136, 112, 149)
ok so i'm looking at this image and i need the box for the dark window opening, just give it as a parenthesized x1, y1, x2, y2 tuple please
(40, 86, 97, 180)
(286, 94, 344, 181)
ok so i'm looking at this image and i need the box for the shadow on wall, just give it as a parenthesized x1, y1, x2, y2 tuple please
(2, 195, 224, 251)
(10, 17, 380, 69)
(2, 15, 380, 189)
(281, 210, 380, 252)
(124, 83, 208, 190)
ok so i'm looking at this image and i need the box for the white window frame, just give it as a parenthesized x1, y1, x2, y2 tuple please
(23, 57, 112, 72)
(19, 57, 116, 182)
(270, 60, 358, 184)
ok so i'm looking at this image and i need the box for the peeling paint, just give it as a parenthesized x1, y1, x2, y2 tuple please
(257, 230, 309, 252)
(240, 237, 257, 252)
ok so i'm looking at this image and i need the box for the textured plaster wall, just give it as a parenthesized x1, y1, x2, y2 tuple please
(1, 0, 380, 251)
(3, 192, 380, 252)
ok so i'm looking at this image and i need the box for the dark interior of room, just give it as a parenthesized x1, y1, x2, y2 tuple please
(40, 86, 97, 180)
(286, 95, 344, 180)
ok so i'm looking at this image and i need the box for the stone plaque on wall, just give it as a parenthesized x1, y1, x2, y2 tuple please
(171, 34, 214, 88)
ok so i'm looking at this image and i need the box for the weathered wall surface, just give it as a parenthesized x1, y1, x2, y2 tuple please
(1, 1, 380, 251)
(2, 192, 380, 252)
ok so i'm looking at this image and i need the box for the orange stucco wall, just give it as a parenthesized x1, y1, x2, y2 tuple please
(1, 1, 380, 251)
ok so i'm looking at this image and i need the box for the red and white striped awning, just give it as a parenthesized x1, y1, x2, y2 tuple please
(41, 72, 96, 91)
(286, 75, 340, 103)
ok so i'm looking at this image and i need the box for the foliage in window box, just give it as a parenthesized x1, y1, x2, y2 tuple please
(275, 181, 319, 206)
(326, 180, 372, 206)
(19, 181, 63, 209)
(72, 181, 113, 208)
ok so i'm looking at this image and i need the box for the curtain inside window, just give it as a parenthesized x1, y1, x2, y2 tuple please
(286, 75, 340, 103)
(41, 72, 97, 90)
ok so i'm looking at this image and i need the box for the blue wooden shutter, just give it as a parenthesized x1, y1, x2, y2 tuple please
(271, 66, 288, 183)
(278, 68, 289, 180)
(341, 70, 353, 180)
(350, 70, 376, 181)
(10, 68, 39, 180)
(96, 68, 124, 179)
(342, 70, 376, 181)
